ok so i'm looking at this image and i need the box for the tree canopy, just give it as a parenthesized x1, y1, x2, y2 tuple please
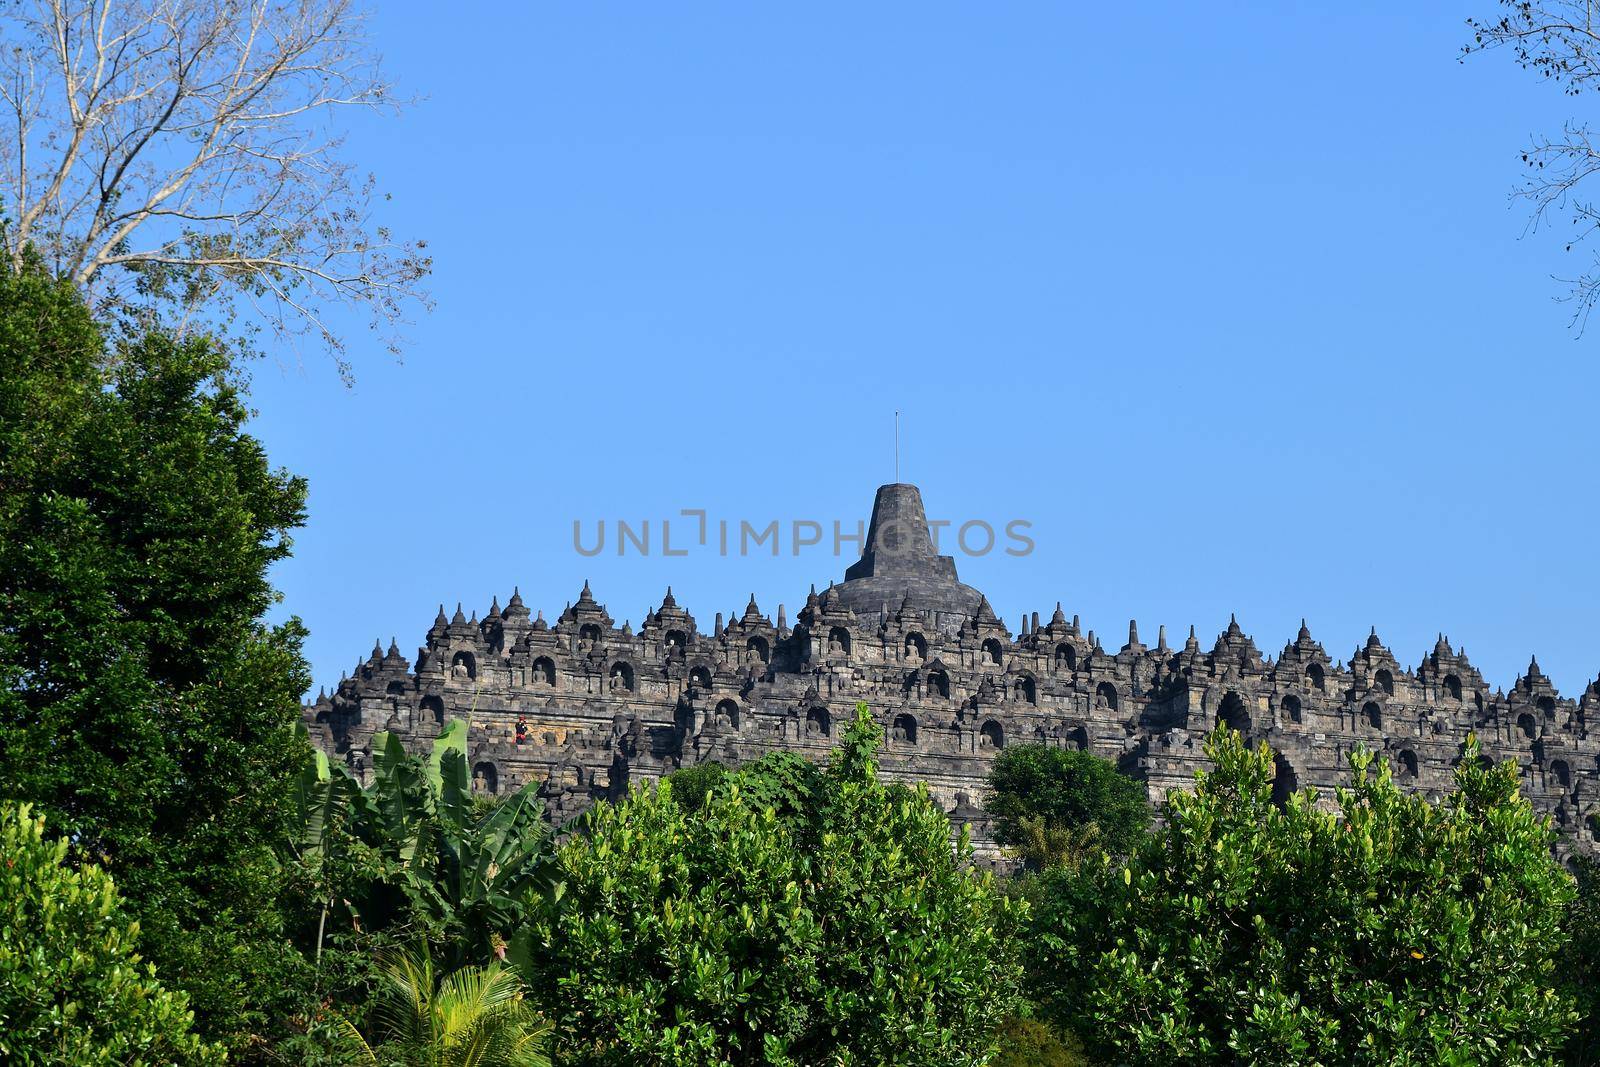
(330, 945, 552, 1067)
(1029, 729, 1577, 1066)
(0, 262, 315, 1054)
(986, 743, 1151, 868)
(0, 803, 223, 1066)
(0, 0, 430, 374)
(518, 704, 1026, 1066)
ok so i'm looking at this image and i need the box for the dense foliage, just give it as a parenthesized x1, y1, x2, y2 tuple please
(1564, 856, 1600, 1067)
(1030, 728, 1577, 1066)
(292, 719, 558, 972)
(0, 803, 222, 1065)
(666, 748, 824, 825)
(663, 759, 730, 810)
(519, 704, 1025, 1066)
(986, 744, 1151, 868)
(0, 263, 314, 1055)
(990, 1016, 1092, 1067)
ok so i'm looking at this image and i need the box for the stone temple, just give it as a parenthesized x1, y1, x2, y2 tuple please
(303, 483, 1600, 859)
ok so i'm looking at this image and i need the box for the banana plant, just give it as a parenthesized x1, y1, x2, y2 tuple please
(294, 733, 357, 864)
(436, 751, 559, 956)
(292, 719, 559, 968)
(293, 724, 366, 963)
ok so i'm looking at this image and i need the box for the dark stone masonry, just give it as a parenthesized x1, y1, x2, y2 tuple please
(304, 483, 1600, 861)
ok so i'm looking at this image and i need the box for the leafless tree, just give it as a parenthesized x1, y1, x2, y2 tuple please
(1464, 0, 1600, 332)
(0, 0, 431, 377)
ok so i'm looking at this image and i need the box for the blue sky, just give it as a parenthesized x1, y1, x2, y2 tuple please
(249, 1, 1600, 699)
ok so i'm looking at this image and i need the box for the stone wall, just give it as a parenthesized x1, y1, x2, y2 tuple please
(304, 484, 1600, 861)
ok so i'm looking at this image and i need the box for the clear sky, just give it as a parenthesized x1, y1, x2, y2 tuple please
(248, 1, 1600, 700)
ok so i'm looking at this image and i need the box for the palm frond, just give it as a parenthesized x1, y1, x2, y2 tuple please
(345, 945, 553, 1067)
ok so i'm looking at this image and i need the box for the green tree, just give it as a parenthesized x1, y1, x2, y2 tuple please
(0, 802, 224, 1066)
(667, 749, 822, 826)
(331, 946, 551, 1067)
(1030, 728, 1576, 1066)
(0, 262, 315, 1055)
(663, 760, 728, 810)
(986, 744, 1151, 869)
(518, 704, 1024, 1066)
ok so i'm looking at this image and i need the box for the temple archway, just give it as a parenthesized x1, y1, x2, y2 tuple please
(1016, 674, 1038, 705)
(1271, 753, 1298, 806)
(892, 713, 918, 745)
(1363, 701, 1382, 730)
(980, 720, 1005, 751)
(1551, 759, 1572, 791)
(1307, 663, 1325, 691)
(806, 706, 831, 737)
(1218, 692, 1249, 734)
(609, 661, 635, 693)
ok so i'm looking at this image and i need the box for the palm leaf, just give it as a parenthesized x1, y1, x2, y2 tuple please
(349, 945, 552, 1067)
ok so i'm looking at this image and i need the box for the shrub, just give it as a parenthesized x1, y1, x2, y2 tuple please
(662, 760, 728, 810)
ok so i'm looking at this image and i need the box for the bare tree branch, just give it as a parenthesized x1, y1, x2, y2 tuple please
(1465, 0, 1600, 333)
(0, 0, 431, 378)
